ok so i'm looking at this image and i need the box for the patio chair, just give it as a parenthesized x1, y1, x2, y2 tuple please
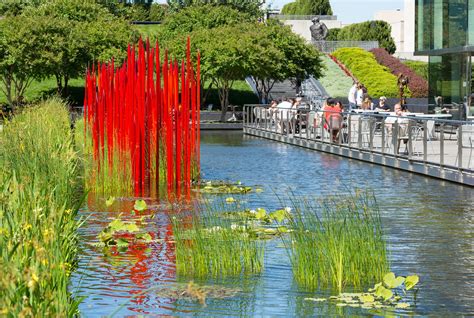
(455, 124, 474, 169)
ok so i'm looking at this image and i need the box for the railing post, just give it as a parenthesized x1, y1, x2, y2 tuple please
(381, 118, 386, 154)
(423, 120, 428, 161)
(299, 113, 303, 138)
(321, 113, 325, 142)
(440, 124, 445, 166)
(347, 115, 352, 146)
(357, 117, 362, 148)
(407, 120, 413, 158)
(369, 118, 374, 151)
(393, 122, 399, 155)
(458, 125, 463, 168)
(281, 110, 284, 135)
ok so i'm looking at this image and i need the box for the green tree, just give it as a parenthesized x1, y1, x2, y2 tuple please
(22, 0, 136, 95)
(281, 0, 333, 15)
(250, 21, 323, 103)
(335, 20, 396, 54)
(149, 3, 169, 21)
(166, 0, 263, 16)
(0, 15, 52, 107)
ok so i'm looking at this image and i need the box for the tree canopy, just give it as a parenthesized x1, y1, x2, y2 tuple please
(166, 0, 263, 17)
(331, 20, 396, 54)
(281, 0, 333, 16)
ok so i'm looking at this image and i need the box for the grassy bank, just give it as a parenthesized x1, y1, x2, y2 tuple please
(0, 99, 83, 316)
(319, 55, 354, 99)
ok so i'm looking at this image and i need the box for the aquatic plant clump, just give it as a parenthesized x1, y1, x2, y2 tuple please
(284, 192, 389, 292)
(172, 203, 265, 278)
(0, 99, 83, 316)
(83, 37, 201, 199)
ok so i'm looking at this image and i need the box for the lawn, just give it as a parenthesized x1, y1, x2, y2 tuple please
(133, 24, 162, 39)
(318, 54, 354, 99)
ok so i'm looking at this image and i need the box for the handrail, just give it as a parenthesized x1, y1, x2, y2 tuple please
(243, 104, 474, 174)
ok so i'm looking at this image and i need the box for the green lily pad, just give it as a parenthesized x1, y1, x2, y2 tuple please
(360, 294, 375, 303)
(383, 272, 405, 289)
(105, 196, 115, 207)
(225, 197, 235, 203)
(255, 188, 263, 193)
(396, 302, 411, 309)
(405, 275, 419, 290)
(375, 285, 393, 301)
(304, 298, 326, 302)
(116, 238, 129, 247)
(136, 232, 153, 243)
(255, 208, 266, 220)
(270, 209, 286, 223)
(134, 200, 148, 211)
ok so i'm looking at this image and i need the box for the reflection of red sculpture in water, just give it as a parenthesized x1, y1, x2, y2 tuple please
(87, 193, 180, 313)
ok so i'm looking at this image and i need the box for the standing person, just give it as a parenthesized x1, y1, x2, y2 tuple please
(347, 82, 358, 111)
(323, 98, 343, 142)
(356, 84, 364, 109)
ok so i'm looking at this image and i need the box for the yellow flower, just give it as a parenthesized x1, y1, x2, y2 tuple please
(65, 209, 72, 215)
(22, 223, 32, 231)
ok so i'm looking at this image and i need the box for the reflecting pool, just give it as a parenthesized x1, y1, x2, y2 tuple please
(72, 131, 474, 317)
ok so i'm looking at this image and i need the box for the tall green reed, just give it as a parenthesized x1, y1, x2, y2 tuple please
(283, 191, 389, 293)
(172, 198, 264, 279)
(0, 99, 83, 316)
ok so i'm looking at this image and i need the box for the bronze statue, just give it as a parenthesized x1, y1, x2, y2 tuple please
(397, 73, 409, 109)
(310, 17, 328, 41)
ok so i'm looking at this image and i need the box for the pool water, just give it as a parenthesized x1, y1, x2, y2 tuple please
(72, 131, 474, 317)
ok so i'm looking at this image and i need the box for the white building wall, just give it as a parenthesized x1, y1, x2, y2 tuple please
(374, 0, 428, 61)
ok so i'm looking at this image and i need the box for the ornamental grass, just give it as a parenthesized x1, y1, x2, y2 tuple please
(172, 199, 264, 279)
(283, 191, 389, 293)
(0, 99, 83, 316)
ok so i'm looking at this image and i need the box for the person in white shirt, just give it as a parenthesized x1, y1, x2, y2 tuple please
(348, 82, 358, 111)
(356, 84, 364, 109)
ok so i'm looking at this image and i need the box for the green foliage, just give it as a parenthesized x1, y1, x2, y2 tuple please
(133, 199, 148, 211)
(333, 48, 399, 98)
(326, 28, 340, 41)
(334, 20, 396, 54)
(403, 60, 429, 81)
(149, 3, 169, 21)
(0, 98, 82, 316)
(281, 0, 333, 15)
(19, 0, 136, 95)
(318, 55, 353, 98)
(166, 0, 263, 17)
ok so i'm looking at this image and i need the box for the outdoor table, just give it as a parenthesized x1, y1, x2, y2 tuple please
(406, 113, 452, 119)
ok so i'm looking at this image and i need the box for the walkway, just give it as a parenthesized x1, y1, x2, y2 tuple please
(244, 105, 474, 186)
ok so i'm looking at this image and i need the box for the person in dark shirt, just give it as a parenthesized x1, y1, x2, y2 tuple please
(376, 96, 390, 111)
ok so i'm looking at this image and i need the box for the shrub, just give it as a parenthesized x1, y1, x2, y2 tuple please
(371, 49, 428, 98)
(281, 0, 333, 15)
(332, 48, 399, 98)
(403, 60, 429, 81)
(149, 3, 168, 21)
(319, 55, 354, 98)
(335, 21, 396, 54)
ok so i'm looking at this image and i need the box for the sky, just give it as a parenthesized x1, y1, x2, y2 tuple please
(155, 0, 405, 24)
(269, 0, 405, 23)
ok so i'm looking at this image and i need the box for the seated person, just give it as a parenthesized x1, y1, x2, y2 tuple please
(361, 96, 374, 110)
(323, 98, 343, 142)
(376, 96, 390, 111)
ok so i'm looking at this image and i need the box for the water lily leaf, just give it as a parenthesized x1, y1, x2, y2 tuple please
(375, 285, 393, 301)
(405, 275, 419, 290)
(304, 298, 326, 302)
(336, 303, 347, 307)
(368, 282, 382, 292)
(105, 196, 115, 207)
(134, 200, 147, 211)
(270, 209, 286, 222)
(255, 188, 263, 193)
(116, 238, 129, 247)
(383, 272, 405, 289)
(263, 228, 277, 234)
(395, 302, 411, 309)
(255, 208, 266, 220)
(136, 232, 153, 242)
(277, 226, 289, 233)
(225, 197, 235, 204)
(360, 294, 375, 303)
(109, 219, 125, 232)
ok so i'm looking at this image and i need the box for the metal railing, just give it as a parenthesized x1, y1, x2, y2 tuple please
(271, 15, 337, 21)
(312, 41, 379, 53)
(243, 105, 474, 173)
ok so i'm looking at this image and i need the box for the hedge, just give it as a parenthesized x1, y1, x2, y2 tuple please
(403, 60, 429, 81)
(371, 48, 428, 98)
(332, 48, 399, 98)
(334, 21, 396, 54)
